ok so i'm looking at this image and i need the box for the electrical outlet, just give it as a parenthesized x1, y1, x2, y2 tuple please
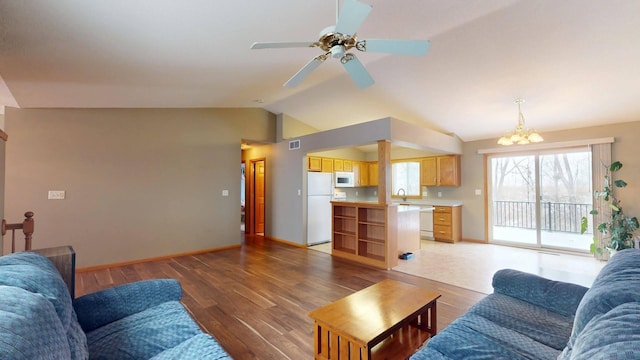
(48, 190, 65, 200)
(475, 189, 482, 196)
(222, 190, 229, 197)
(437, 191, 442, 198)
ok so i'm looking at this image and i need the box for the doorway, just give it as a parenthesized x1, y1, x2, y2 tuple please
(245, 158, 266, 236)
(487, 148, 593, 252)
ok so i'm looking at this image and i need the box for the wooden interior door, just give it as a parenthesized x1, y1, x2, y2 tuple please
(254, 160, 265, 234)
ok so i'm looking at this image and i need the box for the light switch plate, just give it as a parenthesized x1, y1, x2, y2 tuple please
(475, 189, 482, 196)
(222, 190, 229, 197)
(48, 190, 65, 200)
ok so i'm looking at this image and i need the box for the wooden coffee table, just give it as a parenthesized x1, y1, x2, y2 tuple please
(309, 279, 441, 360)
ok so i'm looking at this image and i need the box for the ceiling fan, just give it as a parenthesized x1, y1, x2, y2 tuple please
(250, 0, 430, 89)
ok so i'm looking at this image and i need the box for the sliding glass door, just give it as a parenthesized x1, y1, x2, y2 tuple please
(488, 148, 593, 252)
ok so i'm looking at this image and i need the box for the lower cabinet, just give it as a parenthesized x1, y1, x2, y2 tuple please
(433, 205, 462, 243)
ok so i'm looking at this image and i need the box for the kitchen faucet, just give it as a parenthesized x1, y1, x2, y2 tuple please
(397, 188, 407, 202)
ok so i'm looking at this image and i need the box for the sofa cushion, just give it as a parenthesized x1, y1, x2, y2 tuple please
(85, 300, 208, 359)
(413, 316, 548, 360)
(492, 269, 588, 317)
(560, 249, 640, 359)
(151, 333, 232, 360)
(0, 252, 89, 359)
(415, 294, 565, 360)
(0, 285, 72, 359)
(0, 252, 73, 328)
(468, 293, 574, 350)
(73, 279, 183, 332)
(560, 302, 640, 359)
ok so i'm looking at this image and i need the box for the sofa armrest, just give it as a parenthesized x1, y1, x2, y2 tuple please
(73, 279, 182, 332)
(492, 269, 588, 317)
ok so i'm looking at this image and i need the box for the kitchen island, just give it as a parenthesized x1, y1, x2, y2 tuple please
(331, 201, 421, 269)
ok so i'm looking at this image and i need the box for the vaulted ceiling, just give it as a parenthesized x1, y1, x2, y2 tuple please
(1, 0, 639, 141)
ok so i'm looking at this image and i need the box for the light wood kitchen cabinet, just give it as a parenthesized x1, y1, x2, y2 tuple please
(321, 158, 334, 173)
(420, 157, 437, 186)
(343, 160, 353, 172)
(333, 159, 344, 171)
(352, 161, 368, 186)
(359, 161, 369, 186)
(433, 205, 462, 243)
(421, 155, 461, 186)
(308, 156, 322, 172)
(368, 162, 378, 186)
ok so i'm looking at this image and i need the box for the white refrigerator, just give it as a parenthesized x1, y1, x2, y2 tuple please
(307, 172, 333, 245)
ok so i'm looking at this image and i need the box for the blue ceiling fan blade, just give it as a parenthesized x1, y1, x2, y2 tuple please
(341, 53, 374, 88)
(250, 42, 317, 49)
(284, 55, 327, 88)
(335, 0, 372, 35)
(358, 39, 430, 56)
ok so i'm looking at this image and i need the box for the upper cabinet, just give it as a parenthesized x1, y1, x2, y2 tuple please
(352, 161, 370, 187)
(308, 156, 341, 173)
(421, 155, 461, 187)
(333, 159, 344, 172)
(310, 153, 460, 188)
(308, 156, 322, 172)
(368, 162, 378, 186)
(321, 158, 334, 173)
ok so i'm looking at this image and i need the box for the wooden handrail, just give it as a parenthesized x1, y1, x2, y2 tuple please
(2, 211, 35, 252)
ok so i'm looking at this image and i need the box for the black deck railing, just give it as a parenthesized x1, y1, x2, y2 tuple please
(493, 201, 591, 233)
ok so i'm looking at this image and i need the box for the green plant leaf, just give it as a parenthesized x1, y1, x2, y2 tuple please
(614, 179, 627, 188)
(589, 209, 599, 215)
(610, 161, 623, 172)
(580, 216, 589, 234)
(610, 204, 620, 212)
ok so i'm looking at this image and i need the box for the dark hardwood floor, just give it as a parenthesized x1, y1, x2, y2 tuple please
(76, 237, 486, 359)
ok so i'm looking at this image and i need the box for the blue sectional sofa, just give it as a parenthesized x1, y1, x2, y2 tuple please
(0, 251, 231, 359)
(411, 249, 640, 360)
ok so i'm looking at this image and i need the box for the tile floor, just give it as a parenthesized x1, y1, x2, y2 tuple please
(310, 240, 606, 294)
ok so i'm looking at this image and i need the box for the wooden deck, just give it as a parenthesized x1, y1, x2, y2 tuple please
(76, 237, 485, 359)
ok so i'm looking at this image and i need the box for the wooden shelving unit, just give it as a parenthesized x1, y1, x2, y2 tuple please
(332, 202, 398, 269)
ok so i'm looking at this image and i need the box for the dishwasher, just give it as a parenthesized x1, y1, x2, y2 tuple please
(420, 206, 434, 240)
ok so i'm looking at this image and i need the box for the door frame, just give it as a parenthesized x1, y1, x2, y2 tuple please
(245, 158, 266, 236)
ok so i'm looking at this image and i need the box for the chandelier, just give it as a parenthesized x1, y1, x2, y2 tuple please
(497, 99, 543, 145)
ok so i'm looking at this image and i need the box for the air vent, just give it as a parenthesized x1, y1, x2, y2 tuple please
(289, 139, 301, 150)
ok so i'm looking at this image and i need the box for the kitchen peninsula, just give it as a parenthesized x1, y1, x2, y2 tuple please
(331, 201, 421, 269)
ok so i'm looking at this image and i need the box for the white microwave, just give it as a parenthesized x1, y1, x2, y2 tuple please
(335, 172, 355, 187)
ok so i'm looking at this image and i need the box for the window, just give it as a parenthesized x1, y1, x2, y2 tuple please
(392, 160, 421, 198)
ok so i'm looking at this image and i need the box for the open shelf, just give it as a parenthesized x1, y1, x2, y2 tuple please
(358, 223, 385, 243)
(334, 205, 356, 218)
(332, 202, 398, 269)
(358, 207, 385, 224)
(358, 240, 385, 261)
(333, 233, 356, 254)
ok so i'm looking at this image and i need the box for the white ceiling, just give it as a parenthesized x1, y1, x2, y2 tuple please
(1, 0, 639, 141)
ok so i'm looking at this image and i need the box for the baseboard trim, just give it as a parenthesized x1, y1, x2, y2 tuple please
(461, 237, 487, 244)
(76, 244, 241, 272)
(265, 236, 306, 248)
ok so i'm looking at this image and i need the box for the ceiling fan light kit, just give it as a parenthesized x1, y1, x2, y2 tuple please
(250, 0, 430, 89)
(497, 99, 544, 146)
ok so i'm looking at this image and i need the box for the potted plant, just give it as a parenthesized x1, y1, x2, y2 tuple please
(581, 161, 639, 255)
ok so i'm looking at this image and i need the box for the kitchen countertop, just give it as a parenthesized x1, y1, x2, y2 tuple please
(396, 200, 463, 207)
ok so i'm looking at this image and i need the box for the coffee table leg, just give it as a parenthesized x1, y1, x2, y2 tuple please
(412, 300, 437, 337)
